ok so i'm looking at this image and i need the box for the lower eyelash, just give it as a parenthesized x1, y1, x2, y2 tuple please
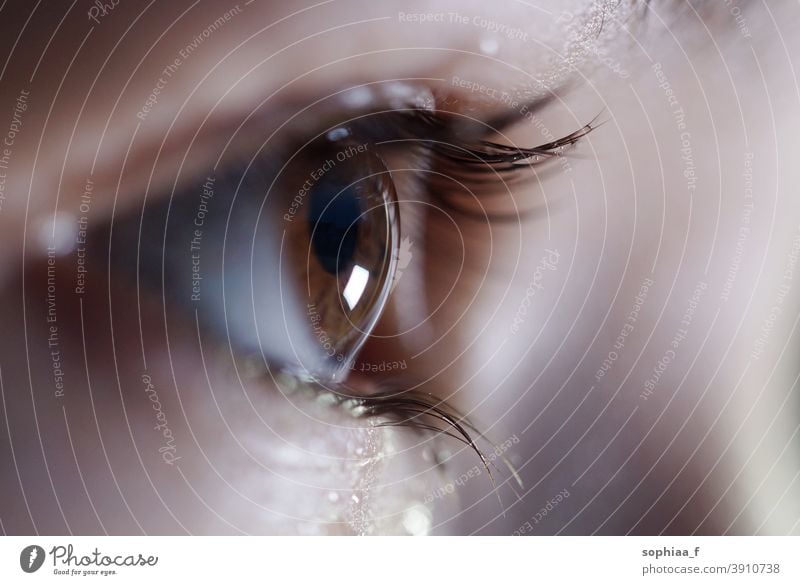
(326, 381, 523, 497)
(272, 371, 522, 510)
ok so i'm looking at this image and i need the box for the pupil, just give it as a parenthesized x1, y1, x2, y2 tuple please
(308, 183, 360, 275)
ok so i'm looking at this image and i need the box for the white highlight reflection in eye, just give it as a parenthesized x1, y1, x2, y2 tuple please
(343, 264, 369, 310)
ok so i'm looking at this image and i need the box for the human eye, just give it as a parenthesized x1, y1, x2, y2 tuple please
(106, 81, 591, 390)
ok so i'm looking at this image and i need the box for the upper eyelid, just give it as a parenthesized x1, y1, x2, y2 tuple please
(205, 80, 441, 168)
(76, 80, 581, 224)
(72, 81, 437, 206)
(203, 78, 559, 169)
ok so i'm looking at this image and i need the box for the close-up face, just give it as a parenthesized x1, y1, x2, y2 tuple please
(0, 0, 798, 536)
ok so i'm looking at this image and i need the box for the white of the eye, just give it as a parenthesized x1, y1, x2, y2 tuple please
(342, 264, 370, 310)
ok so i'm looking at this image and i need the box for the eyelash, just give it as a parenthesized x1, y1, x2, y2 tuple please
(427, 117, 596, 173)
(339, 106, 596, 175)
(318, 379, 520, 496)
(332, 106, 597, 218)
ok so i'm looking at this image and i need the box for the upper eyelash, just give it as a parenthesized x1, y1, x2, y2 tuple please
(427, 116, 598, 174)
(340, 106, 599, 187)
(351, 106, 597, 167)
(352, 107, 600, 219)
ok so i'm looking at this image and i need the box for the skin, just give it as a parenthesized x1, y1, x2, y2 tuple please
(0, 0, 798, 535)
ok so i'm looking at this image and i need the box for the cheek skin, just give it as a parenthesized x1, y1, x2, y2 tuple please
(0, 255, 452, 535)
